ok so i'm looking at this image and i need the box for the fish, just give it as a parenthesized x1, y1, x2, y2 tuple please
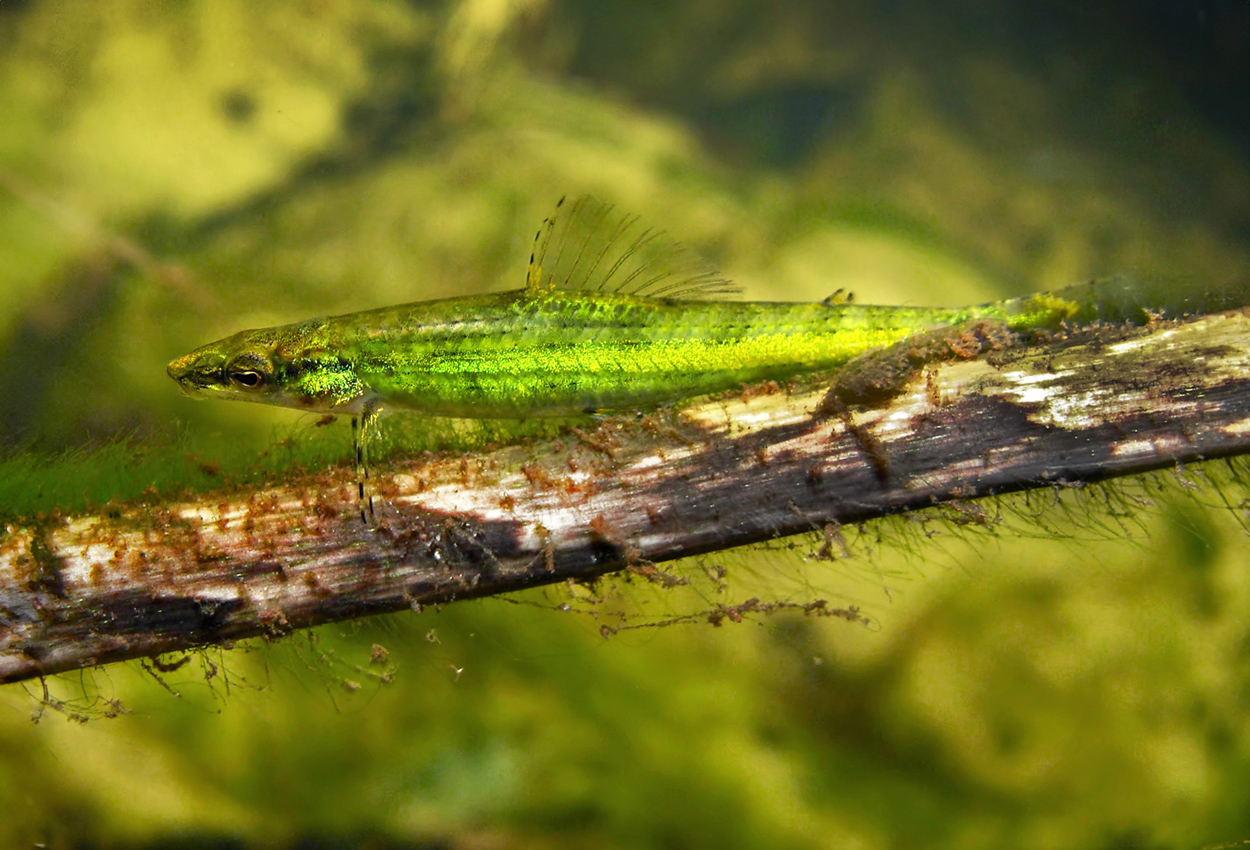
(168, 195, 1243, 519)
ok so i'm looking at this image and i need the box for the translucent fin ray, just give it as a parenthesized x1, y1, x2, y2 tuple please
(525, 195, 739, 300)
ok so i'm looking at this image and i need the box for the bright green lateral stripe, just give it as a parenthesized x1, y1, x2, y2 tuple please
(346, 293, 973, 417)
(171, 274, 1250, 421)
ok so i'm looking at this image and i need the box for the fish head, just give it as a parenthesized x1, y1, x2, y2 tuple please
(168, 326, 366, 414)
(167, 328, 287, 407)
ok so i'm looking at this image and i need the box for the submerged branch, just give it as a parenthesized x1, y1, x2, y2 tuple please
(3, 310, 1249, 684)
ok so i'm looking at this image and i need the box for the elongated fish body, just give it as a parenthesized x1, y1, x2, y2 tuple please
(167, 291, 983, 419)
(167, 196, 1243, 421)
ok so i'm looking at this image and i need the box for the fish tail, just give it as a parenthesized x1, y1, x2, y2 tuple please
(980, 273, 1250, 332)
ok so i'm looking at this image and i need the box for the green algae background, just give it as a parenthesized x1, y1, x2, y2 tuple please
(2, 1, 1250, 847)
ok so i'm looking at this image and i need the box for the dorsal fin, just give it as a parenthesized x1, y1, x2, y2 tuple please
(525, 195, 739, 299)
(822, 288, 855, 306)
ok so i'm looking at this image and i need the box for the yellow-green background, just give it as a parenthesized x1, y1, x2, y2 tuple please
(2, 1, 1249, 847)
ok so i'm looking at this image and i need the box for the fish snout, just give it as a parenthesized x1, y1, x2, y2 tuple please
(167, 355, 190, 382)
(167, 352, 216, 398)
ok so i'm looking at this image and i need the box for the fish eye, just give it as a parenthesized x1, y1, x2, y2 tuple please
(226, 354, 270, 390)
(229, 370, 265, 389)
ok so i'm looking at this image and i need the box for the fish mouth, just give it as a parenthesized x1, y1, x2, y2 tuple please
(173, 382, 205, 400)
(167, 354, 217, 398)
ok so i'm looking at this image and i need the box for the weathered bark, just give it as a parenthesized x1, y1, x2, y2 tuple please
(3, 310, 1249, 684)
